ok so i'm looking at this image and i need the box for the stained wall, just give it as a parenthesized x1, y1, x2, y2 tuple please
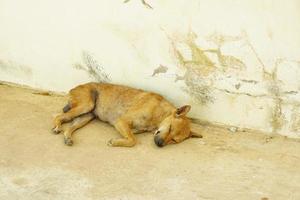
(1, 0, 300, 137)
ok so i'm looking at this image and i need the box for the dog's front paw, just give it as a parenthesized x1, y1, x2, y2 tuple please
(64, 138, 73, 146)
(52, 126, 62, 134)
(106, 138, 136, 147)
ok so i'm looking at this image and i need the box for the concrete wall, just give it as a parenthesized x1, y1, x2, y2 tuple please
(1, 0, 300, 137)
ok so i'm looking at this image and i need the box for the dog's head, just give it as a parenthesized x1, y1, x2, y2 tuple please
(154, 105, 202, 147)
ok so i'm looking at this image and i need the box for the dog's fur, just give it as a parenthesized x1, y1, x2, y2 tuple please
(52, 82, 202, 147)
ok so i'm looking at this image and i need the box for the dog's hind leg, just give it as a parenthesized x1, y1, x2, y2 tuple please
(63, 103, 71, 113)
(52, 86, 98, 134)
(63, 113, 95, 146)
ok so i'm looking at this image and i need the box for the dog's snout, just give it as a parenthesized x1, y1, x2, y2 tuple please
(154, 136, 164, 147)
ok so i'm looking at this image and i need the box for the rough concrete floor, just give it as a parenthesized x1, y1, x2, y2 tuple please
(0, 84, 300, 200)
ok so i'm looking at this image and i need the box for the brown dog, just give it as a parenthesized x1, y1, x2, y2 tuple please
(52, 82, 202, 147)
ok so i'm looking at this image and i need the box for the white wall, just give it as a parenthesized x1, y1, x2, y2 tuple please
(1, 0, 300, 137)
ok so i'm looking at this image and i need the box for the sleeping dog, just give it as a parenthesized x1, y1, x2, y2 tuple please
(52, 82, 202, 147)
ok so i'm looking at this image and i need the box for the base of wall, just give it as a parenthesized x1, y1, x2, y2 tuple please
(2, 80, 296, 139)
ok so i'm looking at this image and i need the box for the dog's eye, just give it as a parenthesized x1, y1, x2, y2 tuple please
(154, 130, 160, 135)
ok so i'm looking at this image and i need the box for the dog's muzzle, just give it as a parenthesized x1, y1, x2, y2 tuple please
(154, 136, 164, 147)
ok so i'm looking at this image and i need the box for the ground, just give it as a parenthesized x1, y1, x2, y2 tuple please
(0, 83, 300, 200)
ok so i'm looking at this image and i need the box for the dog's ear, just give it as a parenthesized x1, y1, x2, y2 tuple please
(175, 105, 191, 117)
(190, 131, 203, 138)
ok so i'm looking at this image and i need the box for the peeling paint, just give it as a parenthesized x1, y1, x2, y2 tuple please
(167, 29, 298, 135)
(152, 65, 168, 76)
(170, 31, 248, 74)
(204, 32, 247, 71)
(74, 51, 111, 83)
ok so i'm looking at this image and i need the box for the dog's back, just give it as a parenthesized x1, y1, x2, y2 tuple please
(92, 83, 175, 130)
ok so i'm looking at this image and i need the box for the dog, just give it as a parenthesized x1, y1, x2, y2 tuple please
(52, 82, 202, 147)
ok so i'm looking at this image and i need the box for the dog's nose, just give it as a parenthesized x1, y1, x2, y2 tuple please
(154, 136, 164, 147)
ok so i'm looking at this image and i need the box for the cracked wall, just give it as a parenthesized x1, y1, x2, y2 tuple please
(0, 0, 300, 137)
(165, 29, 300, 136)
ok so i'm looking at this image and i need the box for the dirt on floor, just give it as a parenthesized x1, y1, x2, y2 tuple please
(0, 83, 300, 200)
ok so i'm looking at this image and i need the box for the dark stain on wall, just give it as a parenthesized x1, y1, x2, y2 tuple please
(156, 29, 300, 134)
(152, 65, 168, 76)
(173, 31, 216, 76)
(169, 31, 217, 104)
(203, 48, 246, 71)
(206, 31, 244, 47)
(244, 33, 287, 133)
(265, 59, 286, 133)
(291, 106, 300, 132)
(0, 59, 32, 77)
(167, 31, 248, 104)
(124, 0, 153, 9)
(181, 67, 214, 104)
(240, 79, 258, 84)
(74, 51, 111, 83)
(205, 32, 246, 71)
